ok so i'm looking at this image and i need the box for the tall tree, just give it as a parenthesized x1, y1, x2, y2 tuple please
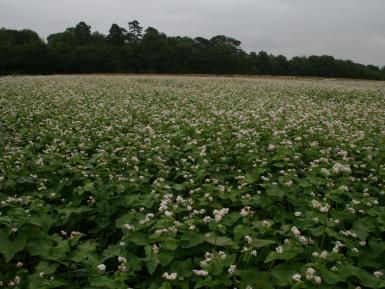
(107, 24, 126, 46)
(127, 20, 143, 43)
(74, 21, 91, 45)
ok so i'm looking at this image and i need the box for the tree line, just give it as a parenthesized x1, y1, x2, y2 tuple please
(1, 21, 384, 80)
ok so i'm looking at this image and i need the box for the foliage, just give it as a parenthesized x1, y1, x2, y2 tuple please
(0, 76, 385, 288)
(0, 22, 384, 79)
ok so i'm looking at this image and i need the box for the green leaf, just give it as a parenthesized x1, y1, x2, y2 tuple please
(236, 269, 259, 286)
(309, 226, 325, 237)
(170, 258, 194, 277)
(180, 233, 205, 248)
(29, 214, 57, 231)
(48, 239, 71, 261)
(204, 233, 234, 247)
(244, 174, 258, 184)
(146, 258, 159, 275)
(71, 242, 98, 265)
(158, 251, 174, 266)
(318, 268, 346, 285)
(271, 263, 301, 286)
(35, 261, 60, 274)
(194, 277, 222, 288)
(237, 270, 274, 289)
(90, 276, 121, 289)
(28, 238, 53, 257)
(130, 232, 149, 245)
(0, 227, 28, 262)
(16, 176, 35, 183)
(159, 282, 173, 289)
(46, 279, 69, 288)
(351, 218, 372, 240)
(222, 212, 241, 226)
(162, 238, 178, 250)
(233, 225, 253, 242)
(265, 249, 298, 263)
(173, 184, 184, 191)
(369, 240, 385, 255)
(253, 239, 276, 248)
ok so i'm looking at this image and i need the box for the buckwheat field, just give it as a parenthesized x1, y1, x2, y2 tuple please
(1, 75, 385, 289)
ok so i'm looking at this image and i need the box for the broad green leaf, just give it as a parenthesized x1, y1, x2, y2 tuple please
(253, 239, 276, 248)
(0, 227, 28, 262)
(146, 258, 159, 275)
(271, 263, 301, 286)
(265, 249, 298, 263)
(180, 233, 205, 248)
(204, 233, 234, 247)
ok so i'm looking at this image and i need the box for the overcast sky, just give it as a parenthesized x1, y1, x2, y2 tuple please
(1, 0, 384, 66)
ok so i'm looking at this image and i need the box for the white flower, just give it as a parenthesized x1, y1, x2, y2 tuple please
(152, 244, 160, 254)
(203, 216, 212, 223)
(268, 144, 275, 151)
(319, 204, 330, 213)
(240, 206, 254, 217)
(284, 180, 293, 187)
(359, 240, 366, 246)
(162, 272, 177, 280)
(298, 235, 309, 245)
(69, 231, 81, 239)
(213, 208, 229, 222)
(374, 271, 383, 278)
(261, 220, 272, 228)
(193, 269, 209, 276)
(118, 256, 127, 263)
(311, 200, 321, 209)
(164, 210, 173, 217)
(275, 246, 283, 254)
(321, 168, 330, 176)
(228, 264, 236, 274)
(97, 264, 106, 272)
(244, 235, 253, 244)
(294, 211, 302, 217)
(319, 250, 328, 259)
(333, 241, 344, 252)
(313, 275, 322, 284)
(292, 273, 301, 282)
(36, 157, 44, 165)
(291, 226, 301, 236)
(124, 224, 134, 230)
(14, 275, 21, 284)
(242, 246, 250, 253)
(218, 251, 227, 260)
(306, 267, 316, 276)
(332, 162, 351, 174)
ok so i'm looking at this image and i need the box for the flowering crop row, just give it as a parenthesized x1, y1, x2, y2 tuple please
(1, 75, 385, 288)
